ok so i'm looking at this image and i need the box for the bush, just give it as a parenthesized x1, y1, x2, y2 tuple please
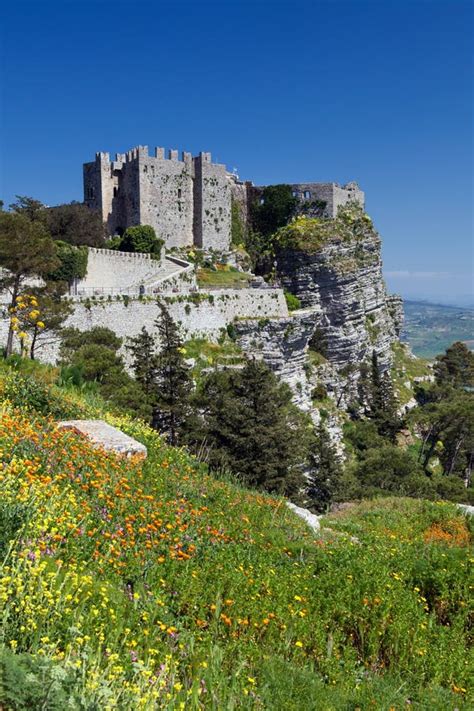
(119, 225, 164, 256)
(0, 648, 80, 710)
(284, 290, 301, 311)
(312, 384, 327, 401)
(47, 241, 88, 283)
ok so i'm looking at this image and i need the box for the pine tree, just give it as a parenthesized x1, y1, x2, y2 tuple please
(190, 359, 307, 495)
(434, 341, 474, 389)
(126, 327, 159, 423)
(370, 350, 400, 440)
(306, 422, 343, 512)
(153, 304, 192, 445)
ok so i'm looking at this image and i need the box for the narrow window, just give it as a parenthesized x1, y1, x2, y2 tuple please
(178, 202, 182, 212)
(304, 190, 311, 199)
(113, 187, 118, 197)
(178, 188, 182, 199)
(260, 197, 265, 205)
(292, 191, 298, 198)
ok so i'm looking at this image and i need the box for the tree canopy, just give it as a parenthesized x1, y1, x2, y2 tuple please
(188, 359, 307, 496)
(118, 225, 164, 256)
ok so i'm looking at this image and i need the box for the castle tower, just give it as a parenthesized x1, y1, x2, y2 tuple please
(83, 145, 232, 250)
(193, 152, 231, 250)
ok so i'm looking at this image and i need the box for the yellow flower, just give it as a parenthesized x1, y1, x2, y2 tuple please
(36, 322, 45, 329)
(295, 640, 303, 648)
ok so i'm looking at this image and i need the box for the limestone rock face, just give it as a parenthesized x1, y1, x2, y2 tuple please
(274, 222, 402, 408)
(236, 214, 403, 413)
(235, 310, 317, 410)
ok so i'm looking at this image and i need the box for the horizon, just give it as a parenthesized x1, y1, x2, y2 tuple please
(1, 0, 472, 305)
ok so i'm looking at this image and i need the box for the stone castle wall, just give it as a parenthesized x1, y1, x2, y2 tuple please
(1, 288, 289, 364)
(290, 182, 365, 217)
(84, 146, 231, 251)
(246, 181, 365, 220)
(73, 248, 166, 293)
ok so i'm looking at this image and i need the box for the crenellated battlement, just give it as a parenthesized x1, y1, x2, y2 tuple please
(101, 145, 218, 167)
(84, 143, 231, 251)
(87, 247, 156, 260)
(83, 142, 365, 250)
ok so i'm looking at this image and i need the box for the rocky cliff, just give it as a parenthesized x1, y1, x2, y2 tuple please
(236, 205, 403, 413)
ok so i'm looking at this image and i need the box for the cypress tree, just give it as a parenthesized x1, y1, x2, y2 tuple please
(126, 327, 160, 425)
(370, 350, 400, 440)
(306, 422, 343, 512)
(153, 304, 192, 445)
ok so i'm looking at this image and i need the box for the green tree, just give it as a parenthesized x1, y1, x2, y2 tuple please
(19, 283, 72, 360)
(119, 225, 164, 256)
(9, 195, 47, 222)
(284, 290, 301, 312)
(46, 241, 88, 285)
(190, 359, 307, 495)
(251, 185, 298, 237)
(418, 392, 474, 486)
(369, 351, 400, 440)
(153, 305, 192, 445)
(59, 326, 150, 419)
(306, 422, 343, 512)
(126, 327, 160, 425)
(0, 212, 59, 357)
(45, 202, 107, 247)
(434, 341, 474, 389)
(354, 445, 430, 498)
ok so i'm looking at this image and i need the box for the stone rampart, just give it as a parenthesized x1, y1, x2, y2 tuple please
(4, 288, 288, 364)
(75, 248, 165, 292)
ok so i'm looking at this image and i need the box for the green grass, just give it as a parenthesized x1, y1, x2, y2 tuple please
(391, 341, 432, 406)
(197, 266, 252, 289)
(0, 361, 472, 709)
(183, 336, 245, 379)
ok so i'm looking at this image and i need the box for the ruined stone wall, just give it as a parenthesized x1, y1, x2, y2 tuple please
(229, 177, 249, 240)
(290, 182, 365, 218)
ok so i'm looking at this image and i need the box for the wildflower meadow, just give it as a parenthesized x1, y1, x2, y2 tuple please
(0, 363, 472, 709)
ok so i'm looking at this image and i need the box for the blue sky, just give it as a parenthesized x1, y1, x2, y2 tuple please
(1, 0, 472, 305)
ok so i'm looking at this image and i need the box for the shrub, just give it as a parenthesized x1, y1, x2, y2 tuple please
(47, 241, 88, 283)
(119, 225, 164, 256)
(284, 290, 301, 311)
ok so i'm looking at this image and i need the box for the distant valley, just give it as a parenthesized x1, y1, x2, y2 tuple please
(402, 300, 474, 358)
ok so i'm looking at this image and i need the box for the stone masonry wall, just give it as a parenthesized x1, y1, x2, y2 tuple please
(73, 248, 166, 293)
(193, 154, 231, 250)
(2, 289, 288, 364)
(139, 148, 194, 248)
(289, 182, 364, 218)
(84, 146, 231, 250)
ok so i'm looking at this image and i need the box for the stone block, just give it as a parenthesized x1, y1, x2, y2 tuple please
(57, 420, 147, 458)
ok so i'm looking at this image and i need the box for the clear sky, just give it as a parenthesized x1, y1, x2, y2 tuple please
(1, 0, 472, 305)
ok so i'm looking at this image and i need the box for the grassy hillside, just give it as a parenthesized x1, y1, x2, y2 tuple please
(0, 363, 472, 709)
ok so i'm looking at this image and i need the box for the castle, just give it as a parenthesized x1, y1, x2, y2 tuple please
(83, 145, 365, 250)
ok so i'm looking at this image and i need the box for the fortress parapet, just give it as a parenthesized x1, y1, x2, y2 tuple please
(84, 145, 231, 250)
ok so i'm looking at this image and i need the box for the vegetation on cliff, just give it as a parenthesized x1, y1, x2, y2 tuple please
(0, 361, 472, 709)
(273, 203, 377, 256)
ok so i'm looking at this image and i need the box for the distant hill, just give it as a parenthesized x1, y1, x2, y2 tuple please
(402, 300, 474, 358)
